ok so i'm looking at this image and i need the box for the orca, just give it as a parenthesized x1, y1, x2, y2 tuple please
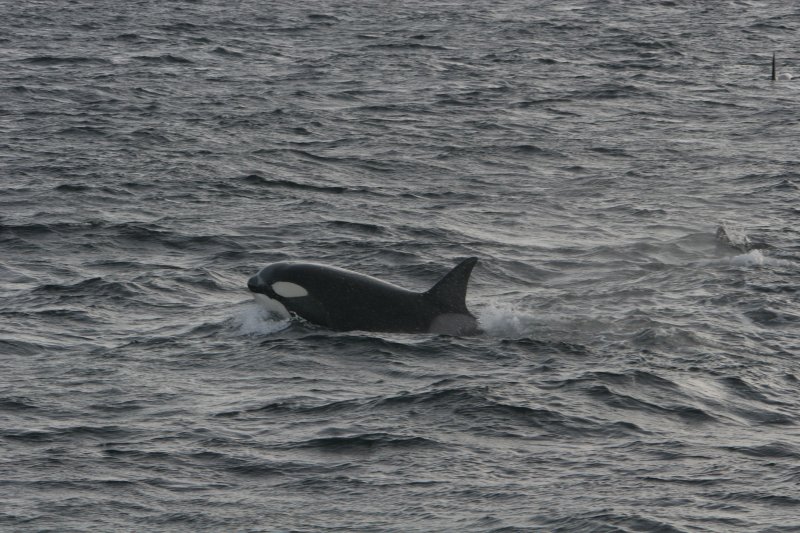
(247, 257, 480, 335)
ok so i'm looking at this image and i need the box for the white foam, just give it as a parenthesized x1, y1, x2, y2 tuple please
(477, 302, 538, 338)
(730, 249, 765, 267)
(233, 301, 290, 336)
(252, 292, 290, 319)
(729, 250, 795, 268)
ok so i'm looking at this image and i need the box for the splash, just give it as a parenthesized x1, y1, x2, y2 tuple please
(730, 249, 766, 267)
(729, 250, 795, 269)
(233, 301, 290, 336)
(477, 302, 538, 338)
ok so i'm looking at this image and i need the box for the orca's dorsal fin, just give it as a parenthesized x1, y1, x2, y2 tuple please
(424, 257, 478, 313)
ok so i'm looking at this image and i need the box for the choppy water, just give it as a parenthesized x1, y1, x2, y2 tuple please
(2, 1, 800, 531)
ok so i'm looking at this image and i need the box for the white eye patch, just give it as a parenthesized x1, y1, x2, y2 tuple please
(272, 281, 308, 298)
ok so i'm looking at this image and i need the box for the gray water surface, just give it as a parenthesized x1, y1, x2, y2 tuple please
(2, 1, 799, 531)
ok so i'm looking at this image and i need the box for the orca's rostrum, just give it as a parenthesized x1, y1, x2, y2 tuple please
(247, 257, 479, 335)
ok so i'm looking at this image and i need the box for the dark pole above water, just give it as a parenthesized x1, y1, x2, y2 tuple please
(772, 52, 777, 81)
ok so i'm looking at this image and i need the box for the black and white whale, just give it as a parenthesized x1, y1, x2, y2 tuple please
(247, 257, 480, 335)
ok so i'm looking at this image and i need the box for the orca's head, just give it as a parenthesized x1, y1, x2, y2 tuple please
(247, 263, 311, 319)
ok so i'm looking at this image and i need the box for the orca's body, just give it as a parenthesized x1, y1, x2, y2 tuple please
(247, 257, 479, 335)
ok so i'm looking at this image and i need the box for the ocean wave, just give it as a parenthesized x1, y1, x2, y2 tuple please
(133, 54, 193, 64)
(281, 432, 442, 452)
(724, 441, 800, 459)
(34, 278, 140, 299)
(210, 46, 244, 57)
(0, 396, 38, 411)
(3, 425, 131, 443)
(236, 173, 349, 194)
(587, 384, 718, 424)
(20, 55, 111, 65)
(540, 511, 687, 533)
